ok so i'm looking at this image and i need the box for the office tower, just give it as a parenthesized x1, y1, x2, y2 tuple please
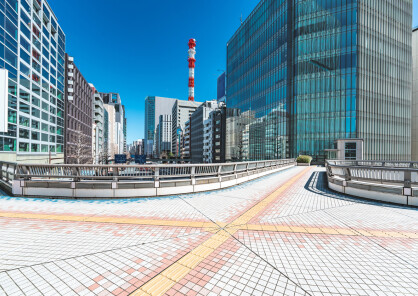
(202, 105, 241, 163)
(0, 0, 66, 163)
(171, 99, 201, 157)
(130, 139, 144, 155)
(144, 96, 177, 156)
(156, 114, 171, 156)
(64, 54, 93, 164)
(181, 120, 191, 159)
(190, 100, 221, 163)
(217, 72, 226, 103)
(412, 28, 418, 160)
(227, 0, 412, 161)
(101, 92, 125, 159)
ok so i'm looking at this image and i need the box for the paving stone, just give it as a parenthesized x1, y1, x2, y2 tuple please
(0, 166, 416, 295)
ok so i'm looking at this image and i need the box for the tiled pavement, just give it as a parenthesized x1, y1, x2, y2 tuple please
(0, 166, 416, 296)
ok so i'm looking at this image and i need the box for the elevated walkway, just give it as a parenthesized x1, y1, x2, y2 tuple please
(1, 159, 296, 199)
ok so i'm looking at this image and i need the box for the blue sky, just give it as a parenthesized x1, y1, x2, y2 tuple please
(415, 0, 418, 27)
(48, 0, 259, 143)
(49, 0, 418, 144)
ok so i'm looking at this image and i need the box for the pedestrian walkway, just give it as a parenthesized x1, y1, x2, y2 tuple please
(0, 166, 416, 296)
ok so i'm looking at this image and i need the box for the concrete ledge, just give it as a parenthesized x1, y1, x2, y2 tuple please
(328, 177, 414, 207)
(11, 164, 295, 199)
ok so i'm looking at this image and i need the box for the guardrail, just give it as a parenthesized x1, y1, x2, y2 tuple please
(326, 160, 418, 206)
(2, 159, 296, 198)
(0, 161, 18, 194)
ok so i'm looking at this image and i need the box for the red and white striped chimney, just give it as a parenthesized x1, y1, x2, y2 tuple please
(188, 39, 196, 101)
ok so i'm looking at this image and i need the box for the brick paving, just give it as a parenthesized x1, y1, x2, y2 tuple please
(0, 166, 416, 296)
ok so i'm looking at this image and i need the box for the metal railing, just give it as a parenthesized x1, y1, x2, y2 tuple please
(0, 162, 18, 189)
(326, 160, 418, 189)
(2, 159, 296, 185)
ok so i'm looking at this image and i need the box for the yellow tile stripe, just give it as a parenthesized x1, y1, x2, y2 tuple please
(0, 211, 218, 230)
(239, 224, 418, 239)
(130, 167, 312, 296)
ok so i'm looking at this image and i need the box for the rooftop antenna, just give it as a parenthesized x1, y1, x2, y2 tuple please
(240, 14, 243, 24)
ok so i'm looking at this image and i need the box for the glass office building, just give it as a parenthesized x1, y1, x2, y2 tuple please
(227, 0, 412, 161)
(0, 0, 66, 163)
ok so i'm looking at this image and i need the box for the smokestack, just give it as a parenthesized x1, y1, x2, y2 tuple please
(188, 39, 196, 101)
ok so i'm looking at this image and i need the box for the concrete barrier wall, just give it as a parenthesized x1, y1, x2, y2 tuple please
(13, 165, 294, 199)
(328, 177, 418, 207)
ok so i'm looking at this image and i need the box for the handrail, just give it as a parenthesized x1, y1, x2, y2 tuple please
(325, 159, 417, 206)
(325, 159, 416, 188)
(1, 159, 296, 183)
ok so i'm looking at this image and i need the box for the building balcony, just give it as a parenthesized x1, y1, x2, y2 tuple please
(43, 12, 49, 23)
(33, 0, 41, 11)
(95, 101, 103, 109)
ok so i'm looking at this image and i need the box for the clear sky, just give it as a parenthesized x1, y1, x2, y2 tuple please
(47, 0, 259, 143)
(49, 0, 418, 144)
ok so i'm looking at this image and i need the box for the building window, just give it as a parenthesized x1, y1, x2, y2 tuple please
(345, 143, 357, 160)
(19, 142, 29, 152)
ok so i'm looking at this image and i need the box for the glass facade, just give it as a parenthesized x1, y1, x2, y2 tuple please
(0, 0, 65, 160)
(226, 0, 411, 161)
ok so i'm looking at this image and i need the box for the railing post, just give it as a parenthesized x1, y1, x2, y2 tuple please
(191, 166, 196, 185)
(218, 164, 222, 182)
(6, 164, 9, 183)
(154, 167, 160, 188)
(403, 166, 412, 204)
(72, 167, 80, 182)
(344, 168, 351, 181)
(112, 166, 119, 182)
(22, 165, 31, 181)
(343, 167, 351, 188)
(234, 164, 238, 179)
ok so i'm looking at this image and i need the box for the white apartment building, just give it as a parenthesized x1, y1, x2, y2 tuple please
(90, 85, 104, 163)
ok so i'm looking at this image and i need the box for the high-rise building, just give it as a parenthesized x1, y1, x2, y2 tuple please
(190, 100, 221, 163)
(217, 72, 226, 103)
(144, 96, 177, 156)
(101, 92, 125, 159)
(90, 84, 104, 164)
(412, 28, 418, 161)
(227, 0, 412, 161)
(0, 0, 66, 163)
(103, 108, 109, 163)
(201, 105, 241, 163)
(130, 139, 144, 155)
(181, 119, 191, 159)
(202, 118, 213, 163)
(64, 55, 93, 164)
(171, 99, 201, 157)
(157, 114, 172, 156)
